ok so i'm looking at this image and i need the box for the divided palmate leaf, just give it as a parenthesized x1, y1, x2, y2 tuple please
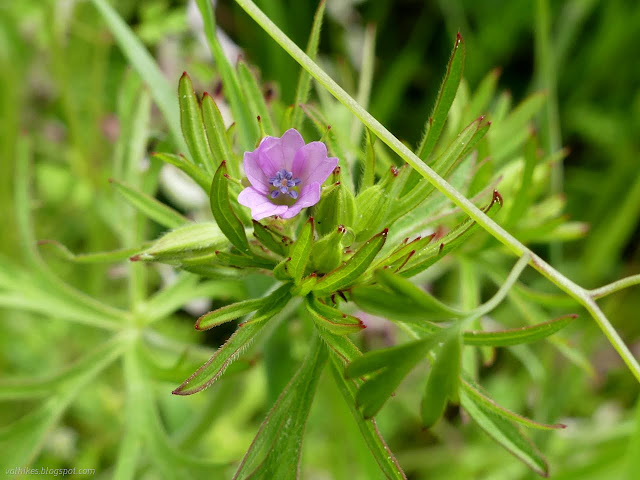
(210, 161, 250, 255)
(173, 284, 292, 395)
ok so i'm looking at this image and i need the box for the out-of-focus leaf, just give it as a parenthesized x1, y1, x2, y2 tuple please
(237, 60, 275, 136)
(375, 269, 464, 318)
(287, 0, 326, 130)
(110, 178, 189, 229)
(461, 379, 566, 431)
(195, 0, 258, 151)
(37, 240, 143, 264)
(463, 314, 577, 346)
(316, 328, 407, 480)
(416, 33, 465, 161)
(178, 72, 215, 174)
(421, 328, 462, 428)
(152, 152, 211, 191)
(173, 284, 291, 395)
(305, 296, 364, 335)
(233, 336, 326, 479)
(90, 0, 187, 151)
(313, 229, 387, 296)
(460, 386, 549, 477)
(210, 161, 250, 255)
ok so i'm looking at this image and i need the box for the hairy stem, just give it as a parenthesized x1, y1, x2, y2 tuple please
(233, 0, 640, 383)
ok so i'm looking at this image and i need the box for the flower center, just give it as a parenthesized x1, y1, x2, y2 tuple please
(268, 169, 301, 203)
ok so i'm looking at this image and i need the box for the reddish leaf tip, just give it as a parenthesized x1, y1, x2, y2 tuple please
(181, 71, 188, 78)
(107, 177, 114, 184)
(257, 115, 261, 121)
(492, 189, 503, 206)
(129, 255, 140, 262)
(381, 228, 389, 236)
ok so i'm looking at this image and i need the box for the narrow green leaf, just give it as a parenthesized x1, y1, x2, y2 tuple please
(289, 217, 314, 283)
(210, 161, 250, 255)
(90, 0, 186, 153)
(461, 379, 566, 431)
(215, 250, 275, 269)
(421, 329, 462, 428)
(350, 285, 436, 331)
(173, 284, 291, 395)
(361, 129, 376, 191)
(375, 268, 464, 318)
(306, 296, 364, 335)
(233, 336, 326, 479)
(201, 93, 235, 172)
(237, 60, 275, 136)
(195, 298, 265, 330)
(179, 72, 215, 174)
(463, 314, 577, 347)
(110, 178, 189, 229)
(354, 335, 441, 418)
(195, 0, 258, 150)
(353, 185, 386, 238)
(136, 222, 227, 262)
(37, 240, 142, 264)
(416, 33, 465, 161)
(316, 328, 407, 480)
(152, 152, 211, 191)
(460, 387, 549, 477)
(288, 0, 326, 130)
(313, 229, 388, 296)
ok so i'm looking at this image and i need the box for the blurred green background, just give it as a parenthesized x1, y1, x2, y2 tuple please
(1, 0, 639, 478)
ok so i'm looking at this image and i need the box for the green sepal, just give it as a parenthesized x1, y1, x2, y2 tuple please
(314, 182, 355, 236)
(288, 217, 314, 283)
(311, 226, 345, 273)
(252, 220, 288, 257)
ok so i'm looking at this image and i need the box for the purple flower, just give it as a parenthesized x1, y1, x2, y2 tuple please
(238, 128, 338, 220)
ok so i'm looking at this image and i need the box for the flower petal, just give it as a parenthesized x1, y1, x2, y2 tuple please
(243, 150, 270, 194)
(238, 187, 288, 220)
(280, 182, 321, 219)
(258, 128, 305, 176)
(291, 141, 338, 187)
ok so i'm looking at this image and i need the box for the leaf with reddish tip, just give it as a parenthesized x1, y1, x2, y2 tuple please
(463, 314, 577, 347)
(210, 162, 250, 255)
(460, 385, 549, 477)
(173, 284, 291, 395)
(461, 379, 566, 431)
(313, 229, 388, 296)
(178, 73, 216, 174)
(305, 296, 364, 335)
(195, 298, 265, 331)
(416, 33, 465, 161)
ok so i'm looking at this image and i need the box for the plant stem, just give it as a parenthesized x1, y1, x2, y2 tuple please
(233, 0, 640, 383)
(589, 274, 640, 300)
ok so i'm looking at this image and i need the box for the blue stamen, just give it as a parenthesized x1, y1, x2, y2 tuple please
(268, 168, 301, 201)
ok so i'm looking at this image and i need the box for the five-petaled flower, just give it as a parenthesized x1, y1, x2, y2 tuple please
(238, 128, 338, 220)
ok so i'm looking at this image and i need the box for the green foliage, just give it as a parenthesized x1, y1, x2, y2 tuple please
(3, 0, 640, 478)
